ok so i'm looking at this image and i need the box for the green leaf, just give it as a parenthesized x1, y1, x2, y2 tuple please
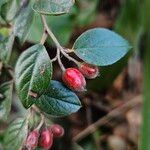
(15, 44, 52, 109)
(0, 33, 15, 64)
(0, 81, 13, 121)
(35, 80, 81, 117)
(32, 0, 75, 15)
(0, 0, 19, 22)
(73, 28, 131, 66)
(13, 5, 34, 43)
(4, 118, 28, 150)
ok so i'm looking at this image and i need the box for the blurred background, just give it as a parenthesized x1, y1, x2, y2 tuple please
(1, 0, 150, 149)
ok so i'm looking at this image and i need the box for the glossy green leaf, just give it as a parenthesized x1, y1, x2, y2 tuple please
(13, 5, 34, 43)
(4, 118, 28, 150)
(36, 80, 81, 116)
(0, 81, 13, 121)
(0, 33, 15, 64)
(32, 0, 75, 15)
(73, 28, 131, 66)
(15, 44, 52, 108)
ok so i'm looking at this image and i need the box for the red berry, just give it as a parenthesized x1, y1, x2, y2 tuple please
(62, 68, 86, 91)
(26, 130, 39, 150)
(79, 63, 99, 79)
(50, 124, 64, 138)
(39, 129, 53, 149)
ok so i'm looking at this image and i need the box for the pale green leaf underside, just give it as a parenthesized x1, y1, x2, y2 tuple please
(36, 80, 81, 116)
(33, 0, 75, 15)
(73, 28, 131, 66)
(15, 44, 52, 108)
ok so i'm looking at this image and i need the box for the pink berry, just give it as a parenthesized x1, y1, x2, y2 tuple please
(39, 129, 53, 149)
(50, 124, 64, 138)
(79, 63, 99, 79)
(26, 130, 39, 150)
(62, 68, 86, 91)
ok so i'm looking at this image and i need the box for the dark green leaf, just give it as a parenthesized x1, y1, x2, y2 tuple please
(4, 118, 28, 150)
(15, 44, 52, 108)
(32, 0, 75, 15)
(13, 5, 34, 43)
(0, 33, 15, 64)
(73, 28, 131, 66)
(0, 81, 13, 121)
(36, 80, 81, 117)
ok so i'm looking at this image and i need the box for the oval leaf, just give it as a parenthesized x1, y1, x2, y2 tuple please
(35, 80, 81, 117)
(0, 81, 13, 121)
(73, 28, 131, 66)
(32, 0, 75, 15)
(4, 118, 28, 150)
(15, 44, 52, 108)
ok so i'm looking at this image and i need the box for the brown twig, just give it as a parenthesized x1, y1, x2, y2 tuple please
(73, 95, 142, 142)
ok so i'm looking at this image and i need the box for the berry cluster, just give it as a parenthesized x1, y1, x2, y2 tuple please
(62, 62, 99, 91)
(25, 124, 64, 150)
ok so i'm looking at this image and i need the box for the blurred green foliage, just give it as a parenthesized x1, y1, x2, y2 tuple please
(140, 0, 150, 149)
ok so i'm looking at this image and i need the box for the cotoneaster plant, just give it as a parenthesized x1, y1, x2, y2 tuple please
(0, 0, 131, 150)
